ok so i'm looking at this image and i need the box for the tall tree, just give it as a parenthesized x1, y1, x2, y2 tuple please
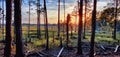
(83, 0, 88, 39)
(58, 0, 62, 47)
(4, 0, 12, 56)
(44, 0, 49, 50)
(89, 0, 97, 57)
(2, 0, 5, 40)
(113, 0, 118, 39)
(70, 23, 73, 38)
(14, 0, 24, 56)
(37, 0, 41, 38)
(77, 0, 83, 54)
(28, 0, 31, 42)
(63, 0, 65, 33)
(0, 1, 2, 28)
(75, 6, 78, 32)
(66, 14, 70, 48)
(74, 0, 80, 32)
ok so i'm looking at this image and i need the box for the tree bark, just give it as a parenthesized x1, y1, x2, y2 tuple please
(58, 0, 62, 47)
(83, 0, 87, 39)
(113, 0, 118, 39)
(37, 0, 41, 38)
(63, 0, 65, 33)
(66, 14, 70, 48)
(71, 25, 73, 38)
(77, 0, 83, 55)
(14, 0, 25, 57)
(4, 0, 12, 56)
(28, 0, 31, 42)
(2, 0, 5, 40)
(44, 0, 49, 50)
(89, 0, 97, 57)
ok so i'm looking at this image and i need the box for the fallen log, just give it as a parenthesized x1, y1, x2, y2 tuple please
(100, 45, 105, 50)
(57, 47, 64, 57)
(114, 45, 119, 52)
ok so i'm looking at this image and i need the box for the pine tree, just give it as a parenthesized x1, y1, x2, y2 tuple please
(66, 14, 70, 48)
(77, 0, 83, 55)
(14, 0, 25, 56)
(44, 0, 49, 50)
(113, 0, 118, 39)
(4, 0, 12, 56)
(89, 0, 97, 57)
(37, 0, 41, 38)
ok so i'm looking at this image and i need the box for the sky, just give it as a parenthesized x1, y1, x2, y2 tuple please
(22, 0, 78, 24)
(0, 0, 114, 24)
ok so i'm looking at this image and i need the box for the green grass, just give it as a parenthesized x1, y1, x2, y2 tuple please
(1, 26, 120, 51)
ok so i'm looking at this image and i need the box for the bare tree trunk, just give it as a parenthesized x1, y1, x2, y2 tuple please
(66, 14, 70, 48)
(89, 0, 97, 57)
(52, 31, 55, 43)
(44, 0, 49, 50)
(2, 0, 5, 40)
(58, 0, 62, 47)
(4, 0, 12, 56)
(71, 25, 73, 38)
(113, 0, 118, 39)
(0, 1, 1, 28)
(75, 5, 77, 32)
(77, 0, 83, 55)
(44, 11, 46, 38)
(83, 0, 87, 39)
(28, 0, 31, 42)
(14, 0, 24, 57)
(37, 0, 41, 38)
(63, 0, 65, 33)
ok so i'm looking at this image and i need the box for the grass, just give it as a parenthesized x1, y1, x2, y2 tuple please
(1, 25, 120, 52)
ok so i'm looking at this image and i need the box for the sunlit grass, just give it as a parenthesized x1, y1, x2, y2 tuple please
(1, 26, 120, 52)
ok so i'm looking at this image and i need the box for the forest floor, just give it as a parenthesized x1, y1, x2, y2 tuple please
(26, 47, 120, 57)
(26, 42, 120, 57)
(0, 47, 120, 57)
(0, 41, 120, 57)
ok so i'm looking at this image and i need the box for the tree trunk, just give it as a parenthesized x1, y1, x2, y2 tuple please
(75, 6, 77, 32)
(44, 11, 46, 39)
(28, 0, 31, 42)
(77, 0, 83, 55)
(14, 0, 25, 57)
(44, 0, 49, 50)
(52, 31, 55, 43)
(83, 0, 87, 39)
(89, 0, 97, 57)
(2, 0, 5, 40)
(4, 0, 12, 56)
(58, 0, 62, 47)
(113, 0, 118, 39)
(66, 14, 70, 48)
(37, 0, 41, 38)
(71, 25, 73, 38)
(63, 0, 65, 33)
